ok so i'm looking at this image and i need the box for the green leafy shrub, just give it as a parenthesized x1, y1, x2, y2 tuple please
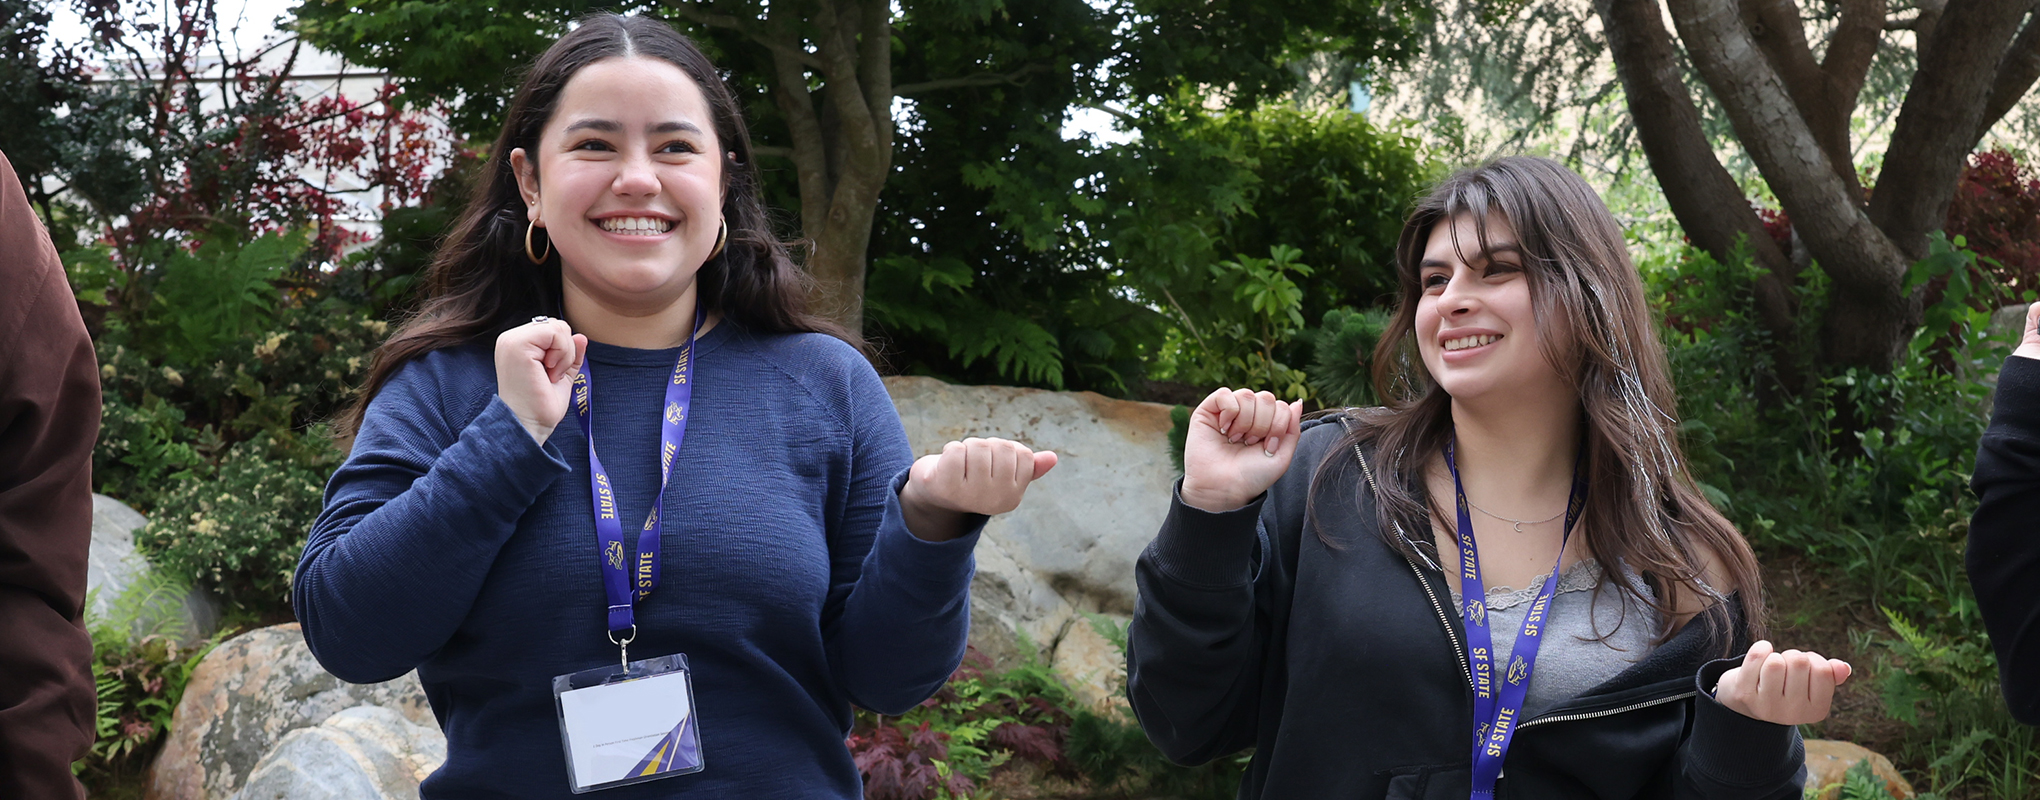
(850, 643, 1244, 799)
(74, 573, 224, 781)
(84, 244, 383, 622)
(135, 429, 341, 619)
(92, 296, 384, 512)
(1309, 306, 1394, 407)
(1649, 237, 2038, 797)
(1874, 608, 2037, 798)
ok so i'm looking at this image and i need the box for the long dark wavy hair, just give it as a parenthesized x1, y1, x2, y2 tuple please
(338, 13, 855, 438)
(1323, 156, 1765, 648)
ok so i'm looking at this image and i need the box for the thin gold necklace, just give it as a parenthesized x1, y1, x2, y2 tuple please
(1464, 499, 1565, 532)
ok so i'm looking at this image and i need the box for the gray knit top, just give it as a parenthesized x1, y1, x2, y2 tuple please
(1450, 559, 1662, 719)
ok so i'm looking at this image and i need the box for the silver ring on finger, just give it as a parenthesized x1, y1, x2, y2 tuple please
(530, 315, 553, 325)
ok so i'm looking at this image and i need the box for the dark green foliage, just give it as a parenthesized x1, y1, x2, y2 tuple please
(850, 643, 1246, 799)
(1113, 0, 1428, 108)
(91, 294, 384, 618)
(135, 430, 340, 618)
(0, 0, 94, 213)
(1062, 712, 1247, 800)
(1309, 306, 1393, 407)
(294, 1, 1433, 398)
(292, 0, 588, 139)
(75, 573, 225, 777)
(1651, 241, 2039, 797)
(144, 230, 307, 365)
(1108, 107, 1429, 398)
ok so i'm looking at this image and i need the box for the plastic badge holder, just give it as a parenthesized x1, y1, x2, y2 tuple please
(553, 653, 705, 793)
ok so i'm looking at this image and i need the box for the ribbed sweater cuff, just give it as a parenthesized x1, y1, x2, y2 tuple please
(1688, 657, 1803, 787)
(879, 469, 986, 590)
(1146, 478, 1264, 588)
(459, 396, 572, 507)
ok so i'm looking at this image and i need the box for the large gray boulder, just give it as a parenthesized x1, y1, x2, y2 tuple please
(885, 377, 1174, 709)
(146, 624, 439, 800)
(233, 706, 445, 800)
(88, 493, 219, 644)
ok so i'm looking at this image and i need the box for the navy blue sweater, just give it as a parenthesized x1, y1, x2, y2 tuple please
(295, 321, 981, 798)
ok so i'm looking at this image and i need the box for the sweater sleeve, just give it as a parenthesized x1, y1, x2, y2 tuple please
(0, 150, 98, 800)
(1969, 354, 2040, 725)
(1673, 658, 1807, 799)
(820, 354, 985, 715)
(294, 361, 570, 683)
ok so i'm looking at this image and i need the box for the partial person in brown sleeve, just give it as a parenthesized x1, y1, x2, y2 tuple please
(0, 148, 101, 798)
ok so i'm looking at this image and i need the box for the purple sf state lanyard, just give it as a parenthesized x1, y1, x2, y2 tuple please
(570, 306, 704, 647)
(1447, 436, 1587, 798)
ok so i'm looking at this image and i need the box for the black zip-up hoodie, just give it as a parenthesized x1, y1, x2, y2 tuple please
(1969, 355, 2040, 725)
(1127, 415, 1806, 799)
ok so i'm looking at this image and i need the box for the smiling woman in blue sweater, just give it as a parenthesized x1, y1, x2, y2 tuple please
(295, 15, 1054, 798)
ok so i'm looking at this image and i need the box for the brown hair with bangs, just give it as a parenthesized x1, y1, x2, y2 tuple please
(1324, 156, 1765, 649)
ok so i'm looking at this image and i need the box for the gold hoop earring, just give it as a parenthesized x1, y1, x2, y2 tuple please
(525, 220, 551, 264)
(708, 218, 728, 260)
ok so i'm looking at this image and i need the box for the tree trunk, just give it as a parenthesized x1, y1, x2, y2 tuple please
(1667, 0, 1920, 370)
(1868, 0, 2036, 259)
(680, 0, 895, 335)
(1598, 0, 1803, 389)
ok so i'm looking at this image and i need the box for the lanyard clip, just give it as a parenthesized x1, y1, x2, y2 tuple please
(607, 625, 638, 670)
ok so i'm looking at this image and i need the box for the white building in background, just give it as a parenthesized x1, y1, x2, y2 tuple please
(87, 33, 457, 252)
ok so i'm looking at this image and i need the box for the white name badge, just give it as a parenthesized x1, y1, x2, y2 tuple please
(553, 653, 705, 793)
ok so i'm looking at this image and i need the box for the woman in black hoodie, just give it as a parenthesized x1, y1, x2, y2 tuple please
(1969, 302, 2040, 725)
(1127, 156, 1850, 799)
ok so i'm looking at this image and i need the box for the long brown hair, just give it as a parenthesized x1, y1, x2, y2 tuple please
(338, 14, 855, 438)
(1325, 156, 1765, 647)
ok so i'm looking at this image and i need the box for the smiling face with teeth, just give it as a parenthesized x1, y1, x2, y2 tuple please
(510, 56, 725, 338)
(1413, 212, 1571, 407)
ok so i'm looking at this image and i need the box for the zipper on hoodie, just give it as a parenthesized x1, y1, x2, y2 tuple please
(1350, 440, 1473, 690)
(1516, 692, 1696, 732)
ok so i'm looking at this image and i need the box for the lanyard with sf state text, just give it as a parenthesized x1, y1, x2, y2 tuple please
(1446, 436, 1587, 798)
(569, 305, 704, 652)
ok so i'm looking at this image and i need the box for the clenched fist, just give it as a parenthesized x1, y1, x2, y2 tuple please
(899, 437, 1058, 541)
(496, 317, 587, 444)
(2015, 302, 2040, 362)
(1180, 388, 1304, 513)
(1715, 640, 1854, 726)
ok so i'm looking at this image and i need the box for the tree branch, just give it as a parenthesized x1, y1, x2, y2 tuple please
(858, 0, 891, 145)
(810, 0, 881, 157)
(1824, 0, 1886, 109)
(894, 63, 1054, 95)
(664, 1, 825, 70)
(1869, 0, 2035, 255)
(763, 1, 832, 240)
(1978, 11, 2040, 143)
(1667, 0, 1908, 283)
(1738, 0, 1861, 193)
(1598, 0, 1801, 361)
(1080, 101, 1138, 124)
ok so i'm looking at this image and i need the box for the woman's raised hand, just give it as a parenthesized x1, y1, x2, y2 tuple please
(899, 438, 1058, 542)
(2015, 301, 2040, 362)
(495, 318, 587, 444)
(1715, 640, 1854, 726)
(1180, 388, 1304, 513)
